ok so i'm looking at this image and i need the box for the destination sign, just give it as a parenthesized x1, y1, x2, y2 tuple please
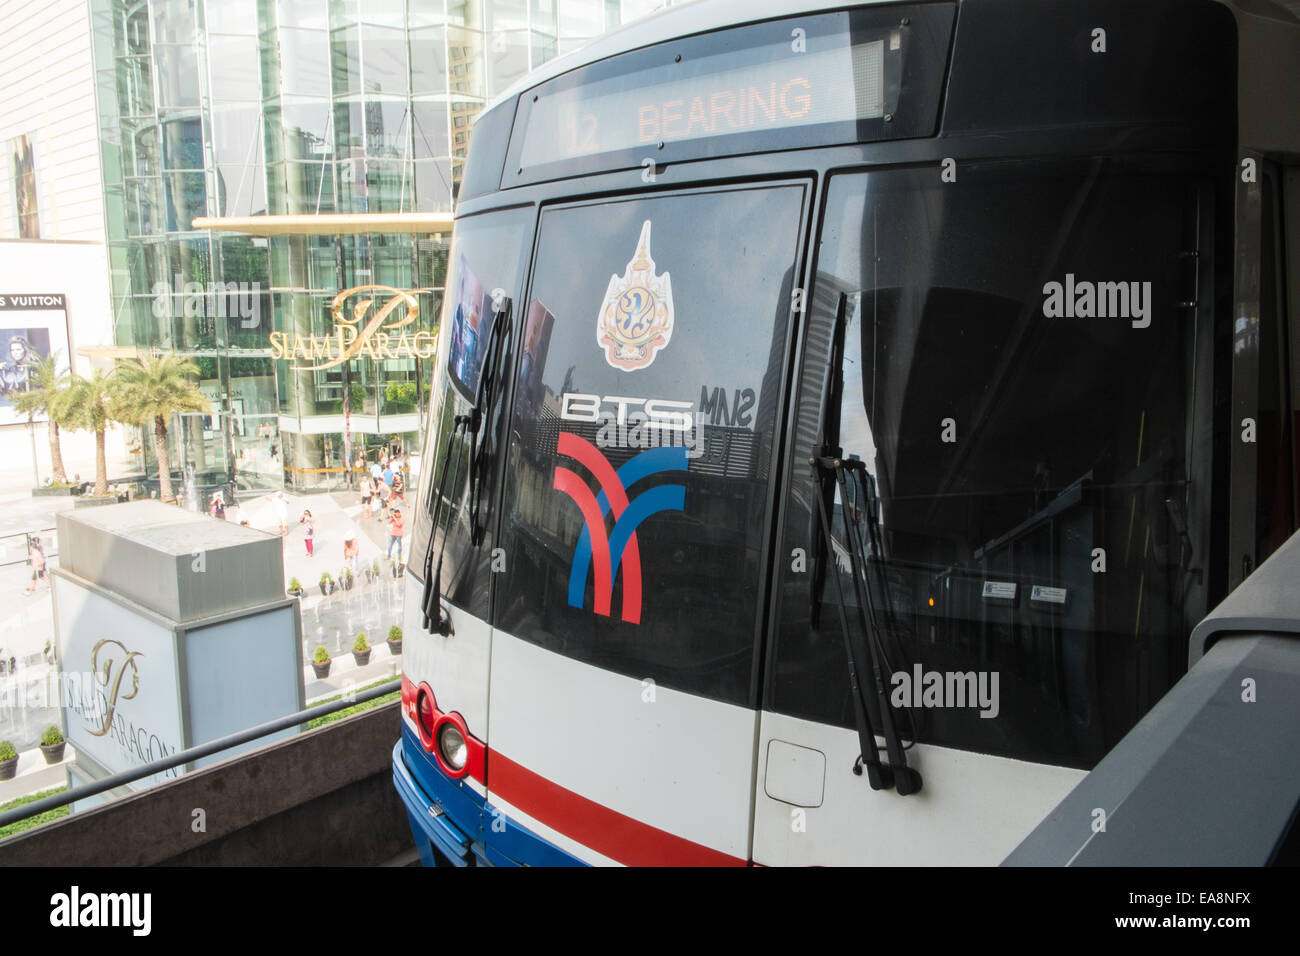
(518, 33, 889, 169)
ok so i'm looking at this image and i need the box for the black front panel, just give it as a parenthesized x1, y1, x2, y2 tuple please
(494, 184, 805, 706)
(943, 0, 1235, 136)
(769, 159, 1219, 768)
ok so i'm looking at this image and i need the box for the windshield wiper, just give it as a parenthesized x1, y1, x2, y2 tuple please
(419, 295, 512, 635)
(467, 296, 512, 546)
(808, 292, 921, 795)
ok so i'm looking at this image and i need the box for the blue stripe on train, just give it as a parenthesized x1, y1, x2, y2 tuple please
(393, 725, 587, 867)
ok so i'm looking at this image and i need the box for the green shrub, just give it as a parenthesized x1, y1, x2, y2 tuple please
(40, 726, 64, 747)
(0, 787, 69, 839)
(288, 577, 301, 591)
(319, 572, 332, 586)
(354, 633, 369, 652)
(384, 381, 418, 406)
(388, 625, 402, 643)
(313, 646, 330, 664)
(0, 741, 16, 761)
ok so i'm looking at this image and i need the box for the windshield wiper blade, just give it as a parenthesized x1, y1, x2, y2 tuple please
(467, 296, 512, 546)
(811, 455, 894, 792)
(810, 294, 849, 628)
(420, 295, 512, 634)
(832, 457, 921, 795)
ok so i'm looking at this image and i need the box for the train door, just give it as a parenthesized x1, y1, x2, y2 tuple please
(485, 183, 808, 864)
(755, 159, 1219, 864)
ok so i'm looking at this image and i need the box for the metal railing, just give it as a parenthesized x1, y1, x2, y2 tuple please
(0, 528, 56, 569)
(0, 678, 401, 831)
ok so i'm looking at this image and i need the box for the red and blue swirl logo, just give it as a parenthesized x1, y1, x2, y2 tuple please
(552, 432, 688, 624)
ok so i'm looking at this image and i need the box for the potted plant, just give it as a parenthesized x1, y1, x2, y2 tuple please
(387, 625, 403, 656)
(319, 571, 334, 596)
(311, 645, 332, 679)
(371, 558, 381, 582)
(40, 725, 66, 764)
(353, 633, 371, 666)
(340, 567, 354, 591)
(0, 740, 17, 781)
(287, 576, 303, 598)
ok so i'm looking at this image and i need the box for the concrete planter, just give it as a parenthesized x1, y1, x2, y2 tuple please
(0, 755, 17, 780)
(75, 494, 123, 509)
(352, 648, 371, 667)
(33, 485, 79, 497)
(386, 639, 402, 656)
(311, 659, 332, 679)
(40, 741, 66, 765)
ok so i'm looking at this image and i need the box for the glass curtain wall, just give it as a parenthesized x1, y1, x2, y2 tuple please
(93, 0, 678, 495)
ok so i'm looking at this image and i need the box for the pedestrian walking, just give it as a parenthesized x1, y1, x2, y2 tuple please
(273, 490, 289, 535)
(387, 509, 405, 562)
(359, 475, 372, 516)
(391, 470, 405, 502)
(23, 537, 48, 594)
(301, 509, 314, 557)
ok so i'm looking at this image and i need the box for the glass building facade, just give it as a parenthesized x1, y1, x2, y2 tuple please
(89, 0, 675, 493)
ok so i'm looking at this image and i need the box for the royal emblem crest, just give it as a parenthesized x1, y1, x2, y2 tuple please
(596, 220, 674, 371)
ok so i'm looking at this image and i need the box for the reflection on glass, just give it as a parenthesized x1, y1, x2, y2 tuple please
(365, 99, 410, 157)
(414, 160, 452, 211)
(412, 101, 449, 159)
(154, 44, 201, 110)
(362, 25, 409, 96)
(279, 28, 331, 96)
(409, 27, 447, 95)
(162, 117, 204, 170)
(164, 171, 208, 230)
(208, 36, 262, 101)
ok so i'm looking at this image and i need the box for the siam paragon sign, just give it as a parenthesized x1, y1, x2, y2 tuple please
(268, 284, 437, 371)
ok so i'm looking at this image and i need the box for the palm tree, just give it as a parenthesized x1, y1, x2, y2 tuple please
(52, 370, 115, 497)
(10, 352, 70, 484)
(110, 354, 210, 503)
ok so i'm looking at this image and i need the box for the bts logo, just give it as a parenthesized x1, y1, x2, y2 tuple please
(553, 432, 688, 624)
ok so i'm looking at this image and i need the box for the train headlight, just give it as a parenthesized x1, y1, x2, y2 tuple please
(437, 722, 468, 772)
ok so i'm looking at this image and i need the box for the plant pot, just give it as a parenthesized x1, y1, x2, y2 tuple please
(387, 639, 402, 656)
(311, 659, 332, 679)
(40, 741, 66, 765)
(0, 755, 17, 780)
(352, 649, 371, 666)
(319, 584, 328, 596)
(342, 578, 353, 591)
(33, 485, 79, 497)
(288, 588, 302, 599)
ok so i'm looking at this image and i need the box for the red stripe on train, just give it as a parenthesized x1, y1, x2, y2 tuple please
(488, 749, 747, 867)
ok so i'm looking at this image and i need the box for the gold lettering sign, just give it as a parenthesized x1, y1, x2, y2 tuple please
(88, 638, 143, 738)
(273, 285, 437, 371)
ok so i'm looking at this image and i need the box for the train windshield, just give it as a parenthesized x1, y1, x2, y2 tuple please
(772, 160, 1215, 767)
(493, 184, 806, 706)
